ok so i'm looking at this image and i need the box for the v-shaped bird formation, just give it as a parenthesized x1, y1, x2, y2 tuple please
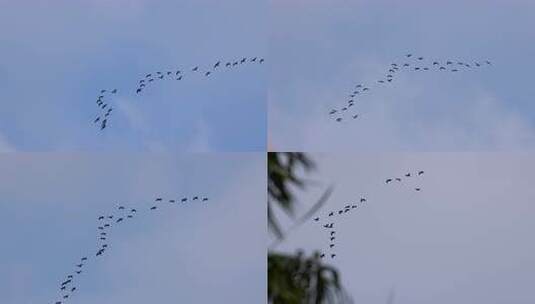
(329, 54, 492, 123)
(312, 196, 369, 260)
(311, 169, 425, 260)
(93, 89, 118, 130)
(51, 195, 210, 304)
(93, 56, 265, 131)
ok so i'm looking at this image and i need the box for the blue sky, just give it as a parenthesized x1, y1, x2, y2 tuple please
(0, 153, 266, 304)
(272, 153, 535, 304)
(0, 1, 267, 152)
(269, 0, 535, 151)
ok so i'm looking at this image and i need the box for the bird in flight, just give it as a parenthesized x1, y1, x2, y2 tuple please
(385, 178, 393, 184)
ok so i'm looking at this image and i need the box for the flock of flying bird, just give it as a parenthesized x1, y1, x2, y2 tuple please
(329, 54, 493, 123)
(312, 170, 425, 260)
(93, 56, 265, 131)
(52, 195, 209, 304)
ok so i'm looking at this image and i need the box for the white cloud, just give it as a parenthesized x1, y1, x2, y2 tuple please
(0, 133, 16, 152)
(185, 118, 213, 152)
